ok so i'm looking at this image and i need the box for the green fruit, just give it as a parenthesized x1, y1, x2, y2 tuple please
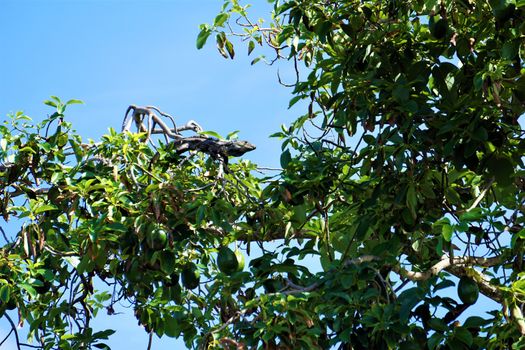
(181, 265, 200, 290)
(146, 227, 168, 250)
(458, 276, 479, 305)
(217, 247, 237, 275)
(217, 247, 244, 275)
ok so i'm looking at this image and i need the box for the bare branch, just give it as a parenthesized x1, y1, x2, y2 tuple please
(465, 178, 494, 212)
(511, 304, 525, 335)
(394, 255, 503, 282)
(4, 313, 21, 350)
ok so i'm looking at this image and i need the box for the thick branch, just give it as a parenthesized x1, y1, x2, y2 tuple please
(511, 304, 525, 335)
(394, 255, 503, 282)
(446, 264, 501, 302)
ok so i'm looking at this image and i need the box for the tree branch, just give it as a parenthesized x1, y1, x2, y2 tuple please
(462, 178, 494, 213)
(4, 313, 21, 350)
(394, 255, 503, 282)
(511, 304, 525, 335)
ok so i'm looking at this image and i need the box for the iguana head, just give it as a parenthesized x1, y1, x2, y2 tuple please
(227, 140, 256, 157)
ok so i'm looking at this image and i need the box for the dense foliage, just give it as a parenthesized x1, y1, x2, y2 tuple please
(1, 0, 525, 349)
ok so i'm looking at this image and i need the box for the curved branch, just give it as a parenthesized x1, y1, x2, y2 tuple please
(511, 304, 525, 335)
(0, 326, 14, 348)
(4, 313, 21, 350)
(394, 255, 503, 282)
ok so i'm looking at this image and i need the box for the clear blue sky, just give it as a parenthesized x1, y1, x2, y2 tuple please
(0, 1, 298, 348)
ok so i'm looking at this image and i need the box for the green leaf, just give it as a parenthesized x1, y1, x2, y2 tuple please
(445, 187, 462, 205)
(462, 316, 491, 328)
(288, 95, 304, 108)
(393, 85, 409, 102)
(502, 41, 519, 60)
(93, 329, 116, 340)
(428, 332, 445, 349)
(454, 327, 473, 346)
(427, 318, 449, 332)
(196, 205, 206, 225)
(69, 139, 84, 162)
(355, 216, 371, 240)
(280, 149, 292, 168)
(442, 224, 454, 241)
(225, 39, 235, 59)
(433, 279, 455, 292)
(38, 142, 52, 152)
(251, 56, 262, 65)
(398, 287, 422, 321)
(486, 155, 514, 186)
(196, 28, 211, 49)
(44, 99, 58, 108)
(199, 130, 222, 139)
(248, 40, 255, 55)
(460, 208, 483, 222)
(164, 314, 180, 338)
(214, 13, 229, 27)
(160, 251, 176, 274)
(226, 130, 239, 140)
(406, 184, 418, 215)
(0, 284, 10, 302)
(19, 283, 37, 299)
(34, 204, 59, 214)
(363, 135, 376, 144)
(65, 99, 83, 105)
(291, 204, 307, 224)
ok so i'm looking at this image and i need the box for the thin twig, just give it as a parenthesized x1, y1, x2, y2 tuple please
(4, 313, 21, 350)
(466, 179, 494, 212)
(147, 330, 153, 350)
(0, 225, 10, 243)
(0, 327, 14, 347)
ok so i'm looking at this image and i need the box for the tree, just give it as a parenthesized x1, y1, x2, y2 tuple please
(1, 0, 524, 349)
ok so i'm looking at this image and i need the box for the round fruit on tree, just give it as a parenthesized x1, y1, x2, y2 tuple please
(458, 276, 479, 305)
(181, 264, 200, 290)
(146, 227, 168, 250)
(217, 246, 244, 275)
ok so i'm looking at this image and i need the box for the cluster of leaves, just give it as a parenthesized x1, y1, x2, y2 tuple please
(1, 0, 525, 349)
(0, 98, 275, 348)
(195, 0, 525, 349)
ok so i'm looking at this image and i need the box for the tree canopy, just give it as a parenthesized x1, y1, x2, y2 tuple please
(1, 0, 525, 349)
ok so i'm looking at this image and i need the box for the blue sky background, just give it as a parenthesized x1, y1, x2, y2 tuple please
(0, 1, 300, 348)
